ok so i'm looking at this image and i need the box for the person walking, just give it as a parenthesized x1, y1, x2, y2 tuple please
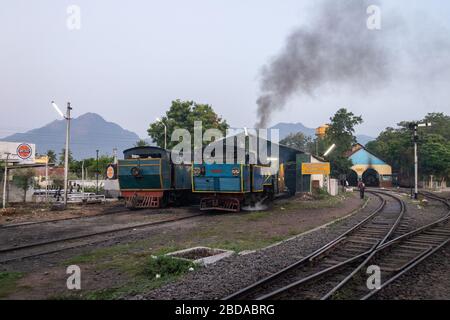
(358, 179, 366, 199)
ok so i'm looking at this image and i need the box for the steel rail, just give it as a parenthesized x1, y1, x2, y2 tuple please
(357, 191, 450, 300)
(362, 236, 450, 300)
(312, 190, 450, 300)
(260, 190, 449, 301)
(224, 191, 388, 300)
(251, 191, 405, 300)
(0, 207, 131, 229)
(320, 191, 406, 300)
(0, 213, 204, 263)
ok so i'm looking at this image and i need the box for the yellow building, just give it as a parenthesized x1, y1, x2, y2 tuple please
(346, 144, 393, 187)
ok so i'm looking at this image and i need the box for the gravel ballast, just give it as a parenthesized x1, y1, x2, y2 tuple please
(139, 192, 449, 300)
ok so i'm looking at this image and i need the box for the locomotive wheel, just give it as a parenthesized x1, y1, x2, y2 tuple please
(160, 193, 169, 208)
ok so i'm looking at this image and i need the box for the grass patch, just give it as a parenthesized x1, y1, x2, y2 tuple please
(64, 243, 136, 265)
(54, 255, 197, 300)
(211, 235, 285, 253)
(0, 272, 24, 298)
(143, 255, 196, 279)
(244, 211, 271, 221)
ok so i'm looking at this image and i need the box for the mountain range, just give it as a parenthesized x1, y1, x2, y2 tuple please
(1, 113, 140, 160)
(1, 114, 374, 160)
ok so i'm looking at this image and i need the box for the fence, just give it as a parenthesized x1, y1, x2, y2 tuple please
(33, 190, 106, 204)
(422, 179, 449, 191)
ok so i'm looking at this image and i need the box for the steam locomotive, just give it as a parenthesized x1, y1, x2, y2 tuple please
(117, 136, 307, 211)
(117, 146, 191, 209)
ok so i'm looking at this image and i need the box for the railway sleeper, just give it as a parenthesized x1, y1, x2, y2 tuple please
(412, 233, 448, 240)
(385, 251, 425, 259)
(425, 231, 450, 236)
(346, 239, 377, 245)
(405, 239, 444, 246)
(413, 235, 448, 242)
(339, 248, 370, 255)
(344, 241, 374, 249)
(350, 236, 381, 242)
(397, 244, 431, 251)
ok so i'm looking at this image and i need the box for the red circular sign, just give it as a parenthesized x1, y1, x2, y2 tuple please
(106, 166, 115, 179)
(17, 144, 32, 160)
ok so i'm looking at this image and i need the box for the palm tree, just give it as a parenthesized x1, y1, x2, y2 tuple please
(134, 139, 149, 147)
(46, 150, 57, 164)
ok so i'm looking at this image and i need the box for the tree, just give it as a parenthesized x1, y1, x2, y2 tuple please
(12, 169, 36, 202)
(423, 113, 450, 141)
(420, 134, 450, 179)
(0, 161, 4, 183)
(280, 132, 312, 152)
(50, 174, 64, 189)
(323, 108, 363, 178)
(59, 148, 74, 166)
(134, 139, 149, 147)
(70, 155, 114, 179)
(147, 100, 229, 150)
(46, 150, 57, 164)
(366, 112, 450, 184)
(366, 126, 413, 181)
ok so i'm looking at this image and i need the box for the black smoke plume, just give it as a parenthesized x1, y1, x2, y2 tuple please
(255, 0, 389, 128)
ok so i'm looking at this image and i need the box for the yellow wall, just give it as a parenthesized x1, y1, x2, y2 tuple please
(351, 164, 392, 177)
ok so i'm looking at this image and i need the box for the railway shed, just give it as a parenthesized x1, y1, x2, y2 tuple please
(204, 131, 329, 195)
(345, 144, 393, 188)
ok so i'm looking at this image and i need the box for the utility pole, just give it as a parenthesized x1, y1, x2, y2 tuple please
(64, 103, 72, 206)
(409, 121, 432, 200)
(113, 148, 118, 165)
(45, 156, 49, 204)
(81, 160, 85, 196)
(52, 101, 72, 207)
(2, 153, 10, 209)
(413, 124, 419, 200)
(96, 149, 99, 195)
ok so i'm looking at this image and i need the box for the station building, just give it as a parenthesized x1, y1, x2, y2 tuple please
(345, 144, 392, 188)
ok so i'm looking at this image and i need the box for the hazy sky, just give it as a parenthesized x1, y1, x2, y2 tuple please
(1, 0, 449, 138)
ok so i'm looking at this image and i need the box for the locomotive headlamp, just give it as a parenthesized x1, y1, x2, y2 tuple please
(232, 167, 240, 176)
(131, 167, 141, 178)
(193, 167, 201, 177)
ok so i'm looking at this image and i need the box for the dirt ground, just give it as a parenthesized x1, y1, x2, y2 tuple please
(0, 201, 123, 225)
(1, 192, 367, 299)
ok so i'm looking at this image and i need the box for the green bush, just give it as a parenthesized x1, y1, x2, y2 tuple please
(0, 272, 24, 298)
(313, 187, 330, 200)
(143, 255, 195, 279)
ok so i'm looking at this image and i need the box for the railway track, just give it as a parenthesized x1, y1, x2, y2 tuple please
(356, 191, 450, 300)
(0, 212, 204, 264)
(0, 206, 130, 229)
(226, 190, 450, 300)
(224, 190, 405, 300)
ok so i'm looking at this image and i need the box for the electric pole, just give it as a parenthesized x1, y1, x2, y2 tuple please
(52, 101, 72, 208)
(409, 121, 432, 200)
(96, 149, 99, 195)
(113, 148, 118, 165)
(64, 103, 72, 206)
(2, 153, 10, 209)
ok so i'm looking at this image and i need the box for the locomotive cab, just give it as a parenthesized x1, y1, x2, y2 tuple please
(118, 146, 191, 209)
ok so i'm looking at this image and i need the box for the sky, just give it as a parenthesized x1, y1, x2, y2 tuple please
(0, 0, 449, 139)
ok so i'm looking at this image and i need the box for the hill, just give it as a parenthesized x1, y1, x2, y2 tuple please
(1, 113, 141, 159)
